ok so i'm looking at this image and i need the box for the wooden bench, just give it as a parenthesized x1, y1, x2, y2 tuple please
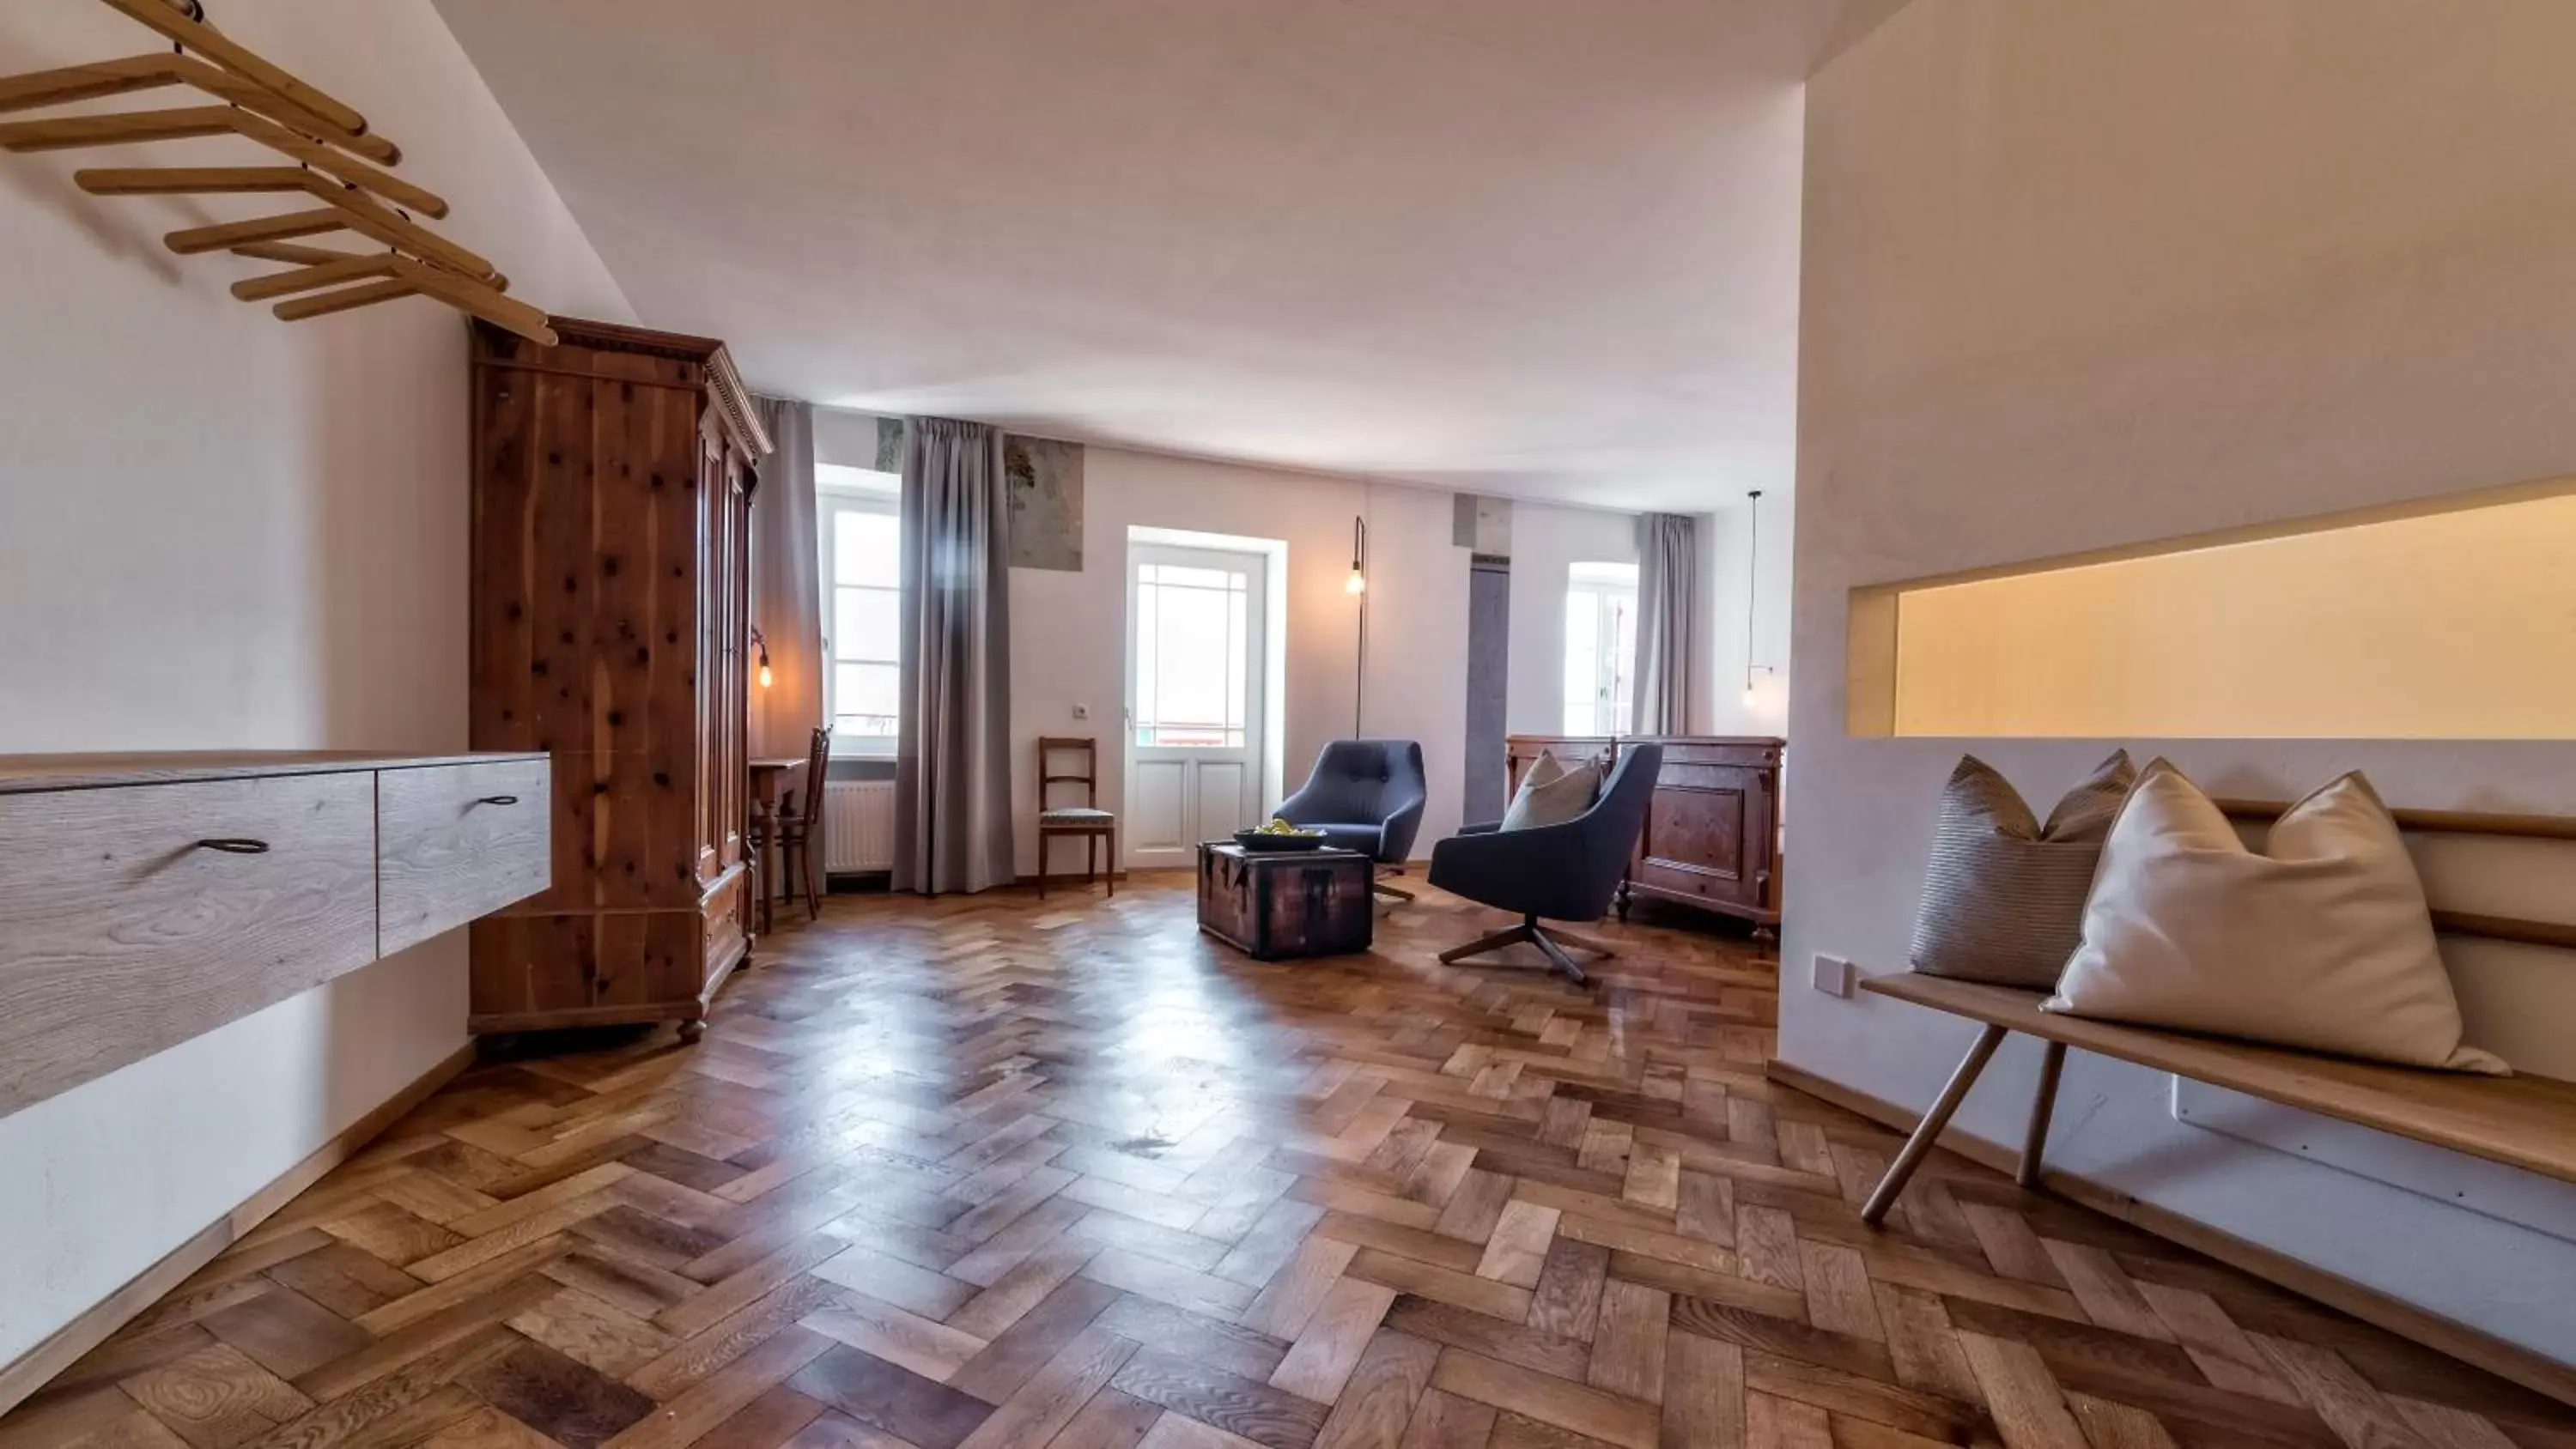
(1856, 971, 2576, 1225)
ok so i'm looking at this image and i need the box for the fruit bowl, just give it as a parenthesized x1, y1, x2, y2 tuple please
(1232, 826, 1329, 852)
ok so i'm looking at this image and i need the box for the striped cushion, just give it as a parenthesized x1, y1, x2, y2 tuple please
(1908, 751, 2134, 988)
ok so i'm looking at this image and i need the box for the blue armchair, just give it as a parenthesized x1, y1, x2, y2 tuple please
(1427, 743, 1662, 984)
(1275, 739, 1429, 900)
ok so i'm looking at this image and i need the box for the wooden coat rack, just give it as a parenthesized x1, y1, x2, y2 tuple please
(0, 0, 557, 343)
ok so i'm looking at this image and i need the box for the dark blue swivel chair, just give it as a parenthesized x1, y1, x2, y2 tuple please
(1427, 743, 1662, 985)
(1274, 740, 1429, 901)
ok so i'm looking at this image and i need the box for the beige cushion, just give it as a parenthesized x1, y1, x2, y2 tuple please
(2044, 761, 2507, 1074)
(1501, 750, 1600, 832)
(1910, 751, 2134, 988)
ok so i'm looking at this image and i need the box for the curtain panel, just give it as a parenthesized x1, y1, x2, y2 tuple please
(1631, 512, 1699, 736)
(750, 397, 824, 761)
(894, 416, 1017, 894)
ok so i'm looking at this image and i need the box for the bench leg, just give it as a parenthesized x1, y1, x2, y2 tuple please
(2019, 1040, 2067, 1190)
(1862, 1023, 2008, 1228)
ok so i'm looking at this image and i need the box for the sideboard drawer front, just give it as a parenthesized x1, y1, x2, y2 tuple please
(380, 758, 551, 955)
(0, 772, 379, 1119)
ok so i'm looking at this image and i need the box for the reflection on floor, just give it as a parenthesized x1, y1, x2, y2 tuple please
(3, 875, 2567, 1449)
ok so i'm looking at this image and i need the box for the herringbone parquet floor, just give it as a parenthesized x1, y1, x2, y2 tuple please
(6, 877, 2569, 1449)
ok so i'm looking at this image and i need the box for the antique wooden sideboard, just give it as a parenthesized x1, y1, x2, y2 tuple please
(1504, 734, 1784, 934)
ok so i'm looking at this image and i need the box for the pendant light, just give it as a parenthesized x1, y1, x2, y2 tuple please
(1743, 490, 1772, 707)
(1349, 515, 1369, 735)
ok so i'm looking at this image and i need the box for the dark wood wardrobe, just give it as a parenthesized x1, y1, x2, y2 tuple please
(466, 317, 772, 1040)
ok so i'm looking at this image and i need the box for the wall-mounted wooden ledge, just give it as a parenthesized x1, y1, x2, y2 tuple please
(0, 750, 551, 1121)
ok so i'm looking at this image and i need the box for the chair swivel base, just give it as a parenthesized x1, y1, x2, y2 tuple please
(1438, 912, 1613, 985)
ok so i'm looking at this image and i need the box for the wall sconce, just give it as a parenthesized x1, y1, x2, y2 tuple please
(750, 625, 773, 689)
(1346, 516, 1368, 595)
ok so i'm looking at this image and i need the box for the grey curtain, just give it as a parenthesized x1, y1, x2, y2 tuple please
(894, 416, 1016, 894)
(1631, 512, 1698, 735)
(750, 397, 824, 760)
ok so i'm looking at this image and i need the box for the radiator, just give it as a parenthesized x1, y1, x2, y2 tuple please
(823, 779, 897, 873)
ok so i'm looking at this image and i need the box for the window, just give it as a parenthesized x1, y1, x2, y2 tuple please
(817, 464, 901, 755)
(1133, 561, 1252, 748)
(1564, 561, 1640, 735)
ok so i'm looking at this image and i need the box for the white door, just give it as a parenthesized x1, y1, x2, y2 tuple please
(1127, 544, 1267, 868)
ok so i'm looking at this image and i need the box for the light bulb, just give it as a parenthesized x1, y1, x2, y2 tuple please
(1346, 570, 1367, 596)
(759, 662, 774, 688)
(1742, 686, 1759, 707)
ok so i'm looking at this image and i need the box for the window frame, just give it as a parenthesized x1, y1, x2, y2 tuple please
(1564, 561, 1640, 736)
(817, 468, 902, 759)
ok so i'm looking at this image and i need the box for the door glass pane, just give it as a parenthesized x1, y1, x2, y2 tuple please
(1133, 581, 1159, 745)
(1134, 561, 1250, 749)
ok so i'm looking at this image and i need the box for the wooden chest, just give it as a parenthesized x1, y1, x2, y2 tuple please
(1196, 843, 1374, 961)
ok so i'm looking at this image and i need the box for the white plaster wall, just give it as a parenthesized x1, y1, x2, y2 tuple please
(1703, 490, 1793, 737)
(0, 0, 630, 1366)
(1504, 504, 1641, 737)
(1787, 0, 2576, 1364)
(1005, 446, 1473, 872)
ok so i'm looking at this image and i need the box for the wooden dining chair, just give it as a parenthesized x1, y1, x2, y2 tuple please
(751, 726, 833, 926)
(1036, 736, 1117, 898)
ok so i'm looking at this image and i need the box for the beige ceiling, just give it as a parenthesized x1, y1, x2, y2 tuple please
(433, 0, 1886, 511)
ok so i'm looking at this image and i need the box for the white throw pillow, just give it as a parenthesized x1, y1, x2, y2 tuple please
(2044, 761, 2506, 1074)
(1501, 750, 1600, 832)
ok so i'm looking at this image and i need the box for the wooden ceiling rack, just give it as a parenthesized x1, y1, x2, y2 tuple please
(0, 0, 556, 343)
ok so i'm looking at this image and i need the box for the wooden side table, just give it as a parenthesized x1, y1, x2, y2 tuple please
(1196, 843, 1374, 961)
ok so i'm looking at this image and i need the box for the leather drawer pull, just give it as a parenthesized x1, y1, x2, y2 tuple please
(194, 838, 271, 854)
(475, 795, 519, 806)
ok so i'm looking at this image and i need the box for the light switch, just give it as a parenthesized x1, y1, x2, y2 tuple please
(1812, 954, 1854, 997)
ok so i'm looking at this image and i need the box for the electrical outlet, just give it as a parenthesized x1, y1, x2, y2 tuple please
(1071, 703, 1090, 719)
(1811, 954, 1854, 997)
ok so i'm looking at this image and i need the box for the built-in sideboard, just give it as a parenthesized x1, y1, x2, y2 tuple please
(0, 751, 550, 1123)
